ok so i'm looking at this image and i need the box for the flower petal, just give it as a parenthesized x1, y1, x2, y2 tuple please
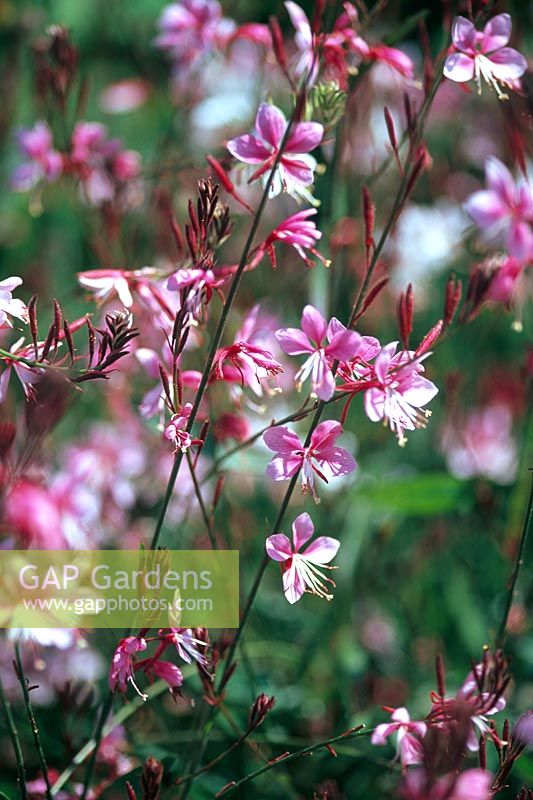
(451, 16, 477, 52)
(292, 512, 314, 550)
(507, 220, 533, 262)
(255, 103, 287, 149)
(482, 12, 511, 53)
(266, 533, 293, 561)
(275, 327, 314, 355)
(282, 561, 306, 603)
(464, 189, 508, 228)
(488, 47, 528, 80)
(263, 425, 303, 454)
(266, 455, 303, 480)
(443, 52, 475, 83)
(303, 536, 340, 564)
(227, 133, 272, 163)
(285, 121, 323, 153)
(301, 304, 327, 344)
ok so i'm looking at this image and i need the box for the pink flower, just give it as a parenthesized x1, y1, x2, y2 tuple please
(263, 420, 356, 503)
(486, 256, 524, 304)
(276, 305, 361, 401)
(0, 277, 28, 328)
(257, 209, 330, 269)
(166, 268, 227, 322)
(363, 342, 438, 445)
(0, 337, 45, 404)
(11, 121, 63, 191)
(400, 769, 491, 800)
(443, 14, 526, 97)
(371, 707, 427, 768)
(212, 336, 283, 394)
(99, 78, 150, 113)
(164, 403, 196, 453)
(227, 103, 323, 200)
(108, 636, 147, 698)
(441, 403, 517, 484)
(3, 480, 68, 549)
(155, 0, 236, 80)
(266, 512, 340, 603)
(464, 157, 533, 262)
(168, 628, 207, 666)
(150, 660, 184, 697)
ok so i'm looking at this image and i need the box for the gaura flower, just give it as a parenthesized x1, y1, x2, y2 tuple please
(443, 14, 526, 98)
(276, 305, 361, 400)
(399, 768, 492, 800)
(108, 636, 147, 699)
(167, 627, 208, 666)
(227, 103, 323, 200)
(363, 342, 438, 446)
(263, 420, 356, 503)
(266, 512, 340, 603)
(256, 209, 330, 269)
(164, 403, 200, 453)
(371, 707, 427, 768)
(464, 157, 533, 263)
(11, 121, 63, 192)
(149, 660, 184, 698)
(0, 277, 28, 328)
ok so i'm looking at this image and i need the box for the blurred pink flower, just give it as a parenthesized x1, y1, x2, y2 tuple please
(0, 277, 28, 328)
(486, 256, 524, 304)
(443, 14, 526, 97)
(276, 305, 361, 401)
(263, 420, 356, 502)
(227, 103, 323, 200)
(400, 768, 492, 800)
(11, 121, 63, 191)
(266, 511, 340, 603)
(464, 157, 533, 262)
(155, 0, 236, 79)
(363, 343, 438, 445)
(3, 480, 67, 548)
(371, 707, 427, 768)
(99, 78, 150, 113)
(441, 403, 517, 484)
(109, 636, 147, 698)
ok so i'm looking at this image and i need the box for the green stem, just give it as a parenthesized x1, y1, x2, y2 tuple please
(186, 450, 217, 549)
(216, 726, 368, 797)
(79, 691, 114, 800)
(14, 645, 52, 800)
(0, 672, 28, 800)
(496, 471, 533, 650)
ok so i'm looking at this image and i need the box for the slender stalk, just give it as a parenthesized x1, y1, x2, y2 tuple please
(216, 726, 368, 797)
(14, 644, 52, 800)
(186, 450, 217, 549)
(496, 471, 533, 650)
(0, 672, 28, 800)
(79, 690, 114, 800)
(175, 732, 249, 786)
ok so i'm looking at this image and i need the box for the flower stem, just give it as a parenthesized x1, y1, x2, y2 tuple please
(216, 726, 367, 797)
(0, 671, 28, 800)
(496, 471, 533, 650)
(14, 644, 52, 800)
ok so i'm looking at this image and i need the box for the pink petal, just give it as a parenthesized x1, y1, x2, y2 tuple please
(285, 1, 312, 45)
(359, 336, 381, 361)
(266, 533, 293, 561)
(316, 446, 357, 478)
(371, 722, 398, 745)
(313, 354, 336, 401)
(443, 52, 475, 82)
(280, 156, 315, 187)
(364, 387, 385, 422)
(263, 425, 302, 454)
(283, 561, 306, 603)
(482, 12, 511, 53)
(303, 536, 340, 564)
(507, 220, 533, 262)
(326, 328, 362, 362)
(464, 189, 508, 228)
(391, 707, 411, 723)
(488, 48, 528, 80)
(310, 420, 342, 451)
(399, 733, 424, 767)
(485, 157, 515, 206)
(301, 304, 327, 344)
(135, 348, 161, 379)
(402, 377, 439, 407)
(285, 121, 323, 153)
(255, 103, 286, 149)
(451, 16, 477, 52)
(275, 327, 314, 355)
(227, 133, 272, 164)
(0, 367, 12, 403)
(266, 454, 303, 480)
(453, 769, 492, 800)
(292, 512, 314, 550)
(374, 342, 397, 384)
